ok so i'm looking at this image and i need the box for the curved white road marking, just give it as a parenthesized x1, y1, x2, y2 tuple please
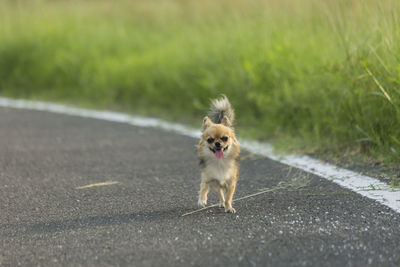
(1, 97, 399, 213)
(76, 181, 120, 190)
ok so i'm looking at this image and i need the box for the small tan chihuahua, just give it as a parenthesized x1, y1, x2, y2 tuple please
(197, 96, 240, 213)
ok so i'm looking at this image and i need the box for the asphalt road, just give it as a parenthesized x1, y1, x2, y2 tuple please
(1, 107, 400, 266)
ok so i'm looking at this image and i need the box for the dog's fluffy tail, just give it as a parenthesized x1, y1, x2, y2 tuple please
(208, 95, 235, 126)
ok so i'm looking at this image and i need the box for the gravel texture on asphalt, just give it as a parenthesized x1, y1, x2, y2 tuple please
(1, 107, 400, 266)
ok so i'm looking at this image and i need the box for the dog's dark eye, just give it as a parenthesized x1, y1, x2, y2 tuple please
(207, 137, 214, 144)
(221, 136, 228, 142)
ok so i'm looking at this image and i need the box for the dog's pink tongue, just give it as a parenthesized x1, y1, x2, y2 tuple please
(215, 150, 224, 159)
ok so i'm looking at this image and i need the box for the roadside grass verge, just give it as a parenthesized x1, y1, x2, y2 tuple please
(0, 0, 399, 167)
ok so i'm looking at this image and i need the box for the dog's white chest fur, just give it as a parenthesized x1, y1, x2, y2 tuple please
(203, 157, 235, 183)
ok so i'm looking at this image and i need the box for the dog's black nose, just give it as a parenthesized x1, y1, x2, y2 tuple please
(215, 142, 221, 147)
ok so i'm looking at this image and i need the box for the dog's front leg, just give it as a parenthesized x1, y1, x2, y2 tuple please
(224, 181, 236, 213)
(198, 181, 209, 207)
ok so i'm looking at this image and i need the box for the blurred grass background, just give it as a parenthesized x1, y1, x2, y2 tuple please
(0, 0, 399, 164)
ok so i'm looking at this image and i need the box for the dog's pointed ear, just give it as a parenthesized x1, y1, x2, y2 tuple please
(221, 116, 232, 127)
(202, 116, 212, 130)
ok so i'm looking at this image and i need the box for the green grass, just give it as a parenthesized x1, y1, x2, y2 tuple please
(0, 0, 399, 165)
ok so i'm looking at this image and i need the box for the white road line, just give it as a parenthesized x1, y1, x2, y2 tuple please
(1, 97, 399, 213)
(75, 181, 119, 190)
(76, 181, 120, 190)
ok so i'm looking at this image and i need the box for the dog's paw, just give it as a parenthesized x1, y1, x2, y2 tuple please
(219, 202, 225, 208)
(225, 207, 236, 214)
(198, 199, 206, 208)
